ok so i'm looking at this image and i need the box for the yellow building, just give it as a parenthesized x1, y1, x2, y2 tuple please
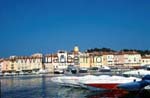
(79, 52, 103, 68)
(101, 52, 114, 66)
(79, 53, 91, 68)
(141, 56, 150, 66)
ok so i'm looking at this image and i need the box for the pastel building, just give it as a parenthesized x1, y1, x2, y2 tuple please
(0, 59, 14, 73)
(89, 52, 103, 67)
(14, 56, 43, 72)
(79, 52, 103, 68)
(114, 52, 125, 67)
(102, 52, 115, 66)
(44, 54, 56, 72)
(79, 52, 91, 68)
(123, 51, 141, 67)
(0, 46, 147, 74)
(141, 56, 150, 66)
(0, 54, 43, 74)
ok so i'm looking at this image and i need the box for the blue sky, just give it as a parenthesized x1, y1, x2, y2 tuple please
(0, 0, 150, 57)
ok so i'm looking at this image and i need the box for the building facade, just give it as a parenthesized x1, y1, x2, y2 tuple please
(123, 51, 141, 67)
(1, 46, 149, 74)
(141, 56, 150, 66)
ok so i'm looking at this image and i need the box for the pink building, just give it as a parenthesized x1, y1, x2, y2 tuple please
(0, 59, 12, 73)
(114, 52, 125, 67)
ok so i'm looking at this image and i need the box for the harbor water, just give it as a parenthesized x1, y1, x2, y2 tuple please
(1, 74, 150, 98)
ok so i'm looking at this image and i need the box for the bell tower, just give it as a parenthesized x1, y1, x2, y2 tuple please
(73, 46, 79, 54)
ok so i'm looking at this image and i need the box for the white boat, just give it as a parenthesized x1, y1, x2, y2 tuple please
(118, 75, 150, 91)
(123, 69, 150, 76)
(79, 67, 88, 73)
(54, 69, 64, 74)
(99, 65, 111, 72)
(51, 75, 97, 87)
(4, 72, 11, 76)
(38, 69, 49, 74)
(80, 76, 141, 90)
(51, 75, 141, 91)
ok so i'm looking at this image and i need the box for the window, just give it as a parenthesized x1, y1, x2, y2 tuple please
(128, 60, 131, 62)
(11, 64, 14, 70)
(60, 55, 65, 63)
(21, 60, 23, 63)
(33, 59, 35, 63)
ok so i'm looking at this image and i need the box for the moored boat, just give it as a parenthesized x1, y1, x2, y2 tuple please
(80, 76, 141, 90)
(51, 75, 97, 87)
(51, 75, 141, 91)
(123, 69, 150, 77)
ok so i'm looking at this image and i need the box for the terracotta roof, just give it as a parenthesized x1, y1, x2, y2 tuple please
(101, 52, 114, 55)
(142, 56, 150, 59)
(88, 51, 116, 56)
(116, 51, 140, 55)
(10, 56, 42, 60)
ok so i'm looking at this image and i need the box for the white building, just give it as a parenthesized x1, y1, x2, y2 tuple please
(57, 50, 68, 69)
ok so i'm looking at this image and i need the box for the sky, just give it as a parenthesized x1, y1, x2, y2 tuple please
(0, 0, 150, 57)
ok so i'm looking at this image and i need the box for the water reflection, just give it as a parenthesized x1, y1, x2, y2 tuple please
(41, 75, 46, 98)
(85, 90, 127, 98)
(1, 75, 150, 98)
(85, 89, 150, 98)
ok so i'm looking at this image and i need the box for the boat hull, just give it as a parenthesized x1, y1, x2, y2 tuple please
(85, 83, 119, 90)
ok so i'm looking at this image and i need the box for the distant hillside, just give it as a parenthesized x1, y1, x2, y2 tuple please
(86, 48, 150, 56)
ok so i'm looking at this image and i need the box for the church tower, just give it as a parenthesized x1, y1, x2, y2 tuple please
(73, 46, 79, 54)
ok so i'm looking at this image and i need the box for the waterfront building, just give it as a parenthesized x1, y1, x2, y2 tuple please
(44, 54, 55, 73)
(123, 51, 141, 67)
(114, 52, 126, 68)
(67, 52, 74, 65)
(141, 56, 150, 66)
(57, 50, 68, 69)
(79, 52, 91, 68)
(79, 52, 103, 68)
(102, 52, 115, 66)
(89, 52, 103, 68)
(0, 55, 43, 74)
(0, 46, 148, 74)
(14, 56, 43, 73)
(0, 59, 13, 73)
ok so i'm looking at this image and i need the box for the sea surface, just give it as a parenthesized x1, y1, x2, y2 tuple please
(0, 74, 150, 98)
